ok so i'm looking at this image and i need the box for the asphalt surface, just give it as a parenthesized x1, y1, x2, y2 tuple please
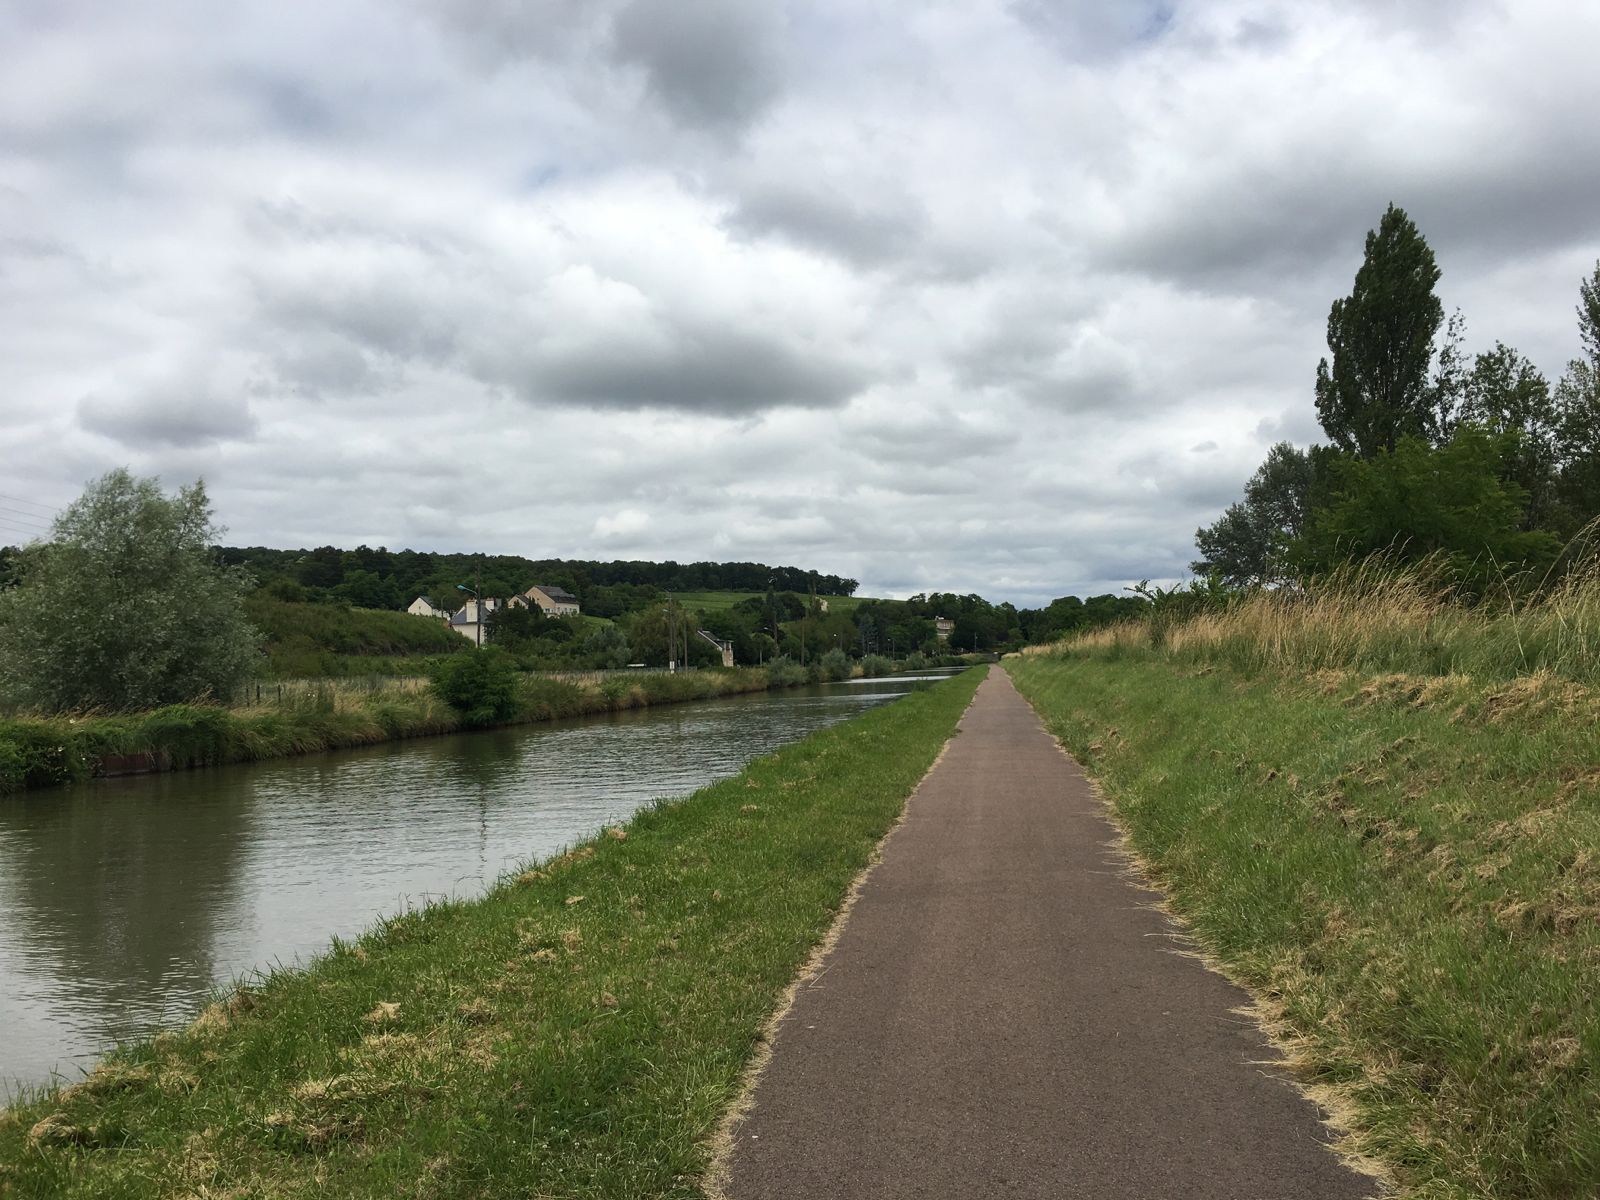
(721, 668, 1379, 1199)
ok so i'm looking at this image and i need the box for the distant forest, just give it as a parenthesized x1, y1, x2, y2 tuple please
(217, 545, 861, 617)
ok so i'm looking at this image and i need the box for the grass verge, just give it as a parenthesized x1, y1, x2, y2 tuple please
(1006, 653, 1599, 1200)
(0, 666, 984, 1198)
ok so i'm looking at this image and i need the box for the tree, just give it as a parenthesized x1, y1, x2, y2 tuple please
(1553, 262, 1600, 532)
(0, 470, 261, 711)
(1314, 204, 1447, 457)
(1459, 342, 1559, 529)
(428, 647, 521, 726)
(1192, 442, 1315, 585)
(1293, 429, 1560, 592)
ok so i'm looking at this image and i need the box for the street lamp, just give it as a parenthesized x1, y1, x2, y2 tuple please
(456, 580, 483, 648)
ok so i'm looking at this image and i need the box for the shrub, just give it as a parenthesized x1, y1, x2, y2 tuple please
(428, 649, 522, 727)
(819, 648, 852, 681)
(763, 656, 808, 688)
(858, 654, 896, 677)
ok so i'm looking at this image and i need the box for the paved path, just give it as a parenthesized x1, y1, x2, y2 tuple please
(720, 668, 1378, 1199)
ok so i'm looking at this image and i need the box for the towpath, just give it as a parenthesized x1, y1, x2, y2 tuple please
(719, 667, 1378, 1199)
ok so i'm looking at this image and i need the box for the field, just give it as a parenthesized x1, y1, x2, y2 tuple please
(0, 669, 984, 1198)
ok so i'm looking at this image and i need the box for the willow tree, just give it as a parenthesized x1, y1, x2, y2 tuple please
(0, 470, 260, 711)
(1314, 204, 1447, 457)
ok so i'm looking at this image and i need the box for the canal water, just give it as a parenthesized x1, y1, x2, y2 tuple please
(0, 671, 958, 1098)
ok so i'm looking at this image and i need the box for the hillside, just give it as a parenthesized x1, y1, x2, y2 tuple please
(243, 594, 463, 679)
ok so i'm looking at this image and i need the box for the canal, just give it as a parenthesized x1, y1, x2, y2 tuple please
(0, 670, 958, 1098)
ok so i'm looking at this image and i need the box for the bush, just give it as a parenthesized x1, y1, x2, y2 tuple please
(428, 649, 522, 727)
(858, 654, 896, 677)
(819, 648, 852, 681)
(763, 656, 808, 688)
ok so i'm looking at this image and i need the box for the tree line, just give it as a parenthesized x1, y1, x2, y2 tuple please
(221, 545, 861, 615)
(1196, 204, 1600, 593)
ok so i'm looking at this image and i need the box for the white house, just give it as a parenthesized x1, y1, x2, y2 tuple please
(448, 597, 503, 643)
(407, 596, 446, 619)
(934, 616, 955, 642)
(522, 584, 581, 617)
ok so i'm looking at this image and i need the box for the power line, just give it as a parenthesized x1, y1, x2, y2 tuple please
(0, 492, 59, 515)
(0, 505, 51, 530)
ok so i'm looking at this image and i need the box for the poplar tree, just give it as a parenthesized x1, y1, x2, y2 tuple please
(1314, 204, 1446, 457)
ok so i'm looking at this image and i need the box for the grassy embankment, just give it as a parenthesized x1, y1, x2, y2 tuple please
(1008, 569, 1600, 1200)
(244, 595, 466, 680)
(0, 667, 984, 1198)
(0, 668, 800, 795)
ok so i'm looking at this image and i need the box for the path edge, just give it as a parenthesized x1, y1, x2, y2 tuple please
(998, 660, 1397, 1196)
(698, 666, 991, 1200)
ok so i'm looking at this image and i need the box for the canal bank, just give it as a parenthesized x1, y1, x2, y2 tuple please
(0, 661, 982, 795)
(0, 666, 984, 1197)
(1, 670, 967, 1098)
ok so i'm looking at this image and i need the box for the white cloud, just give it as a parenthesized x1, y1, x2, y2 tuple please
(2, 0, 1598, 605)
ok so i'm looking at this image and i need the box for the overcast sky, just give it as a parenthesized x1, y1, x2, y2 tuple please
(3, 0, 1598, 605)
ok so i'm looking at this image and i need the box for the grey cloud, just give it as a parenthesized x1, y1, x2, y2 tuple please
(609, 0, 785, 131)
(77, 389, 257, 448)
(419, 0, 613, 65)
(485, 322, 869, 415)
(726, 179, 928, 267)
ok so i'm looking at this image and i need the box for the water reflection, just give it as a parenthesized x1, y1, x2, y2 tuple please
(0, 671, 957, 1096)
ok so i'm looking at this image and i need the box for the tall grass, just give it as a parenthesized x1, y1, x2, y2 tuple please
(1040, 553, 1600, 685)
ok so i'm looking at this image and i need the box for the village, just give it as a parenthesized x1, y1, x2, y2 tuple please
(406, 582, 581, 643)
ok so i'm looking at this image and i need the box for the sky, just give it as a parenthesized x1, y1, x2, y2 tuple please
(3, 0, 1599, 606)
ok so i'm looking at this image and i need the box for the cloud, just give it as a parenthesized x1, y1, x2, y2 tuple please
(609, 0, 786, 132)
(77, 390, 257, 448)
(4, 0, 1599, 604)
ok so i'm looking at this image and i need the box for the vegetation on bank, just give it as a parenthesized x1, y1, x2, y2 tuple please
(0, 665, 763, 795)
(1009, 589, 1600, 1199)
(0, 667, 985, 1198)
(0, 651, 983, 795)
(243, 593, 464, 679)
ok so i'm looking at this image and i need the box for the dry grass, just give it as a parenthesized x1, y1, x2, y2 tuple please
(1042, 551, 1600, 686)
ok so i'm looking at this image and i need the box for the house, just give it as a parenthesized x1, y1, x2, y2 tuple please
(934, 616, 955, 642)
(522, 584, 581, 618)
(407, 596, 445, 619)
(448, 597, 503, 642)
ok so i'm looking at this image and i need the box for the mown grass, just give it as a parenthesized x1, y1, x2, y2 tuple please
(0, 668, 810, 795)
(0, 667, 983, 1199)
(1007, 650, 1600, 1200)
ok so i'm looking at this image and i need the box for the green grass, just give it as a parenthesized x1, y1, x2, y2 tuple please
(0, 667, 984, 1198)
(244, 596, 465, 679)
(673, 591, 879, 616)
(1007, 652, 1600, 1200)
